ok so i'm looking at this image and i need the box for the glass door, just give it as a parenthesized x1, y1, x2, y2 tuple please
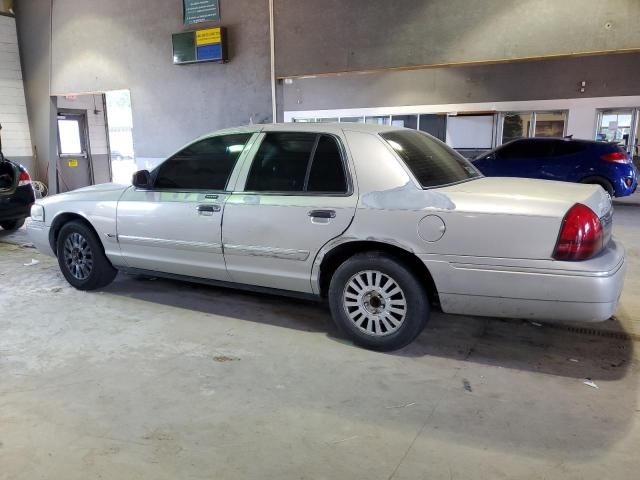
(596, 109, 635, 153)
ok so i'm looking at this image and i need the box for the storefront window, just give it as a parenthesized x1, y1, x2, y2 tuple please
(534, 112, 566, 137)
(596, 110, 634, 151)
(339, 117, 364, 123)
(391, 115, 418, 129)
(365, 116, 391, 125)
(501, 113, 532, 143)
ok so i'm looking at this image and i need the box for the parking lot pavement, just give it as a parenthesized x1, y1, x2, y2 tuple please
(0, 238, 638, 480)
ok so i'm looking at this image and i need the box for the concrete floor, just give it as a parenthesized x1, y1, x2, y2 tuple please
(0, 196, 639, 479)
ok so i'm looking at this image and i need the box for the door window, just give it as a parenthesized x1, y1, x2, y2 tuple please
(245, 133, 348, 194)
(498, 140, 554, 160)
(58, 119, 83, 154)
(153, 134, 251, 190)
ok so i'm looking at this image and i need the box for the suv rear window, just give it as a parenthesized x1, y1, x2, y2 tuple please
(380, 130, 481, 188)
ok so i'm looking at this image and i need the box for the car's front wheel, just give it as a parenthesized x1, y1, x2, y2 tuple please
(0, 218, 25, 231)
(328, 252, 430, 351)
(56, 220, 117, 290)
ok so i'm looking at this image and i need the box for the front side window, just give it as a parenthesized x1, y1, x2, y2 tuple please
(380, 130, 481, 188)
(498, 140, 554, 160)
(153, 133, 251, 190)
(245, 132, 348, 193)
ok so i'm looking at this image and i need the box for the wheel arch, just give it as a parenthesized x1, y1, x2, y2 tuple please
(315, 240, 440, 305)
(49, 212, 101, 255)
(579, 175, 615, 196)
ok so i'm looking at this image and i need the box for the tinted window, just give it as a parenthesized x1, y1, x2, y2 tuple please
(307, 135, 347, 193)
(553, 140, 587, 156)
(245, 133, 316, 192)
(380, 130, 481, 188)
(498, 140, 554, 159)
(154, 134, 251, 190)
(245, 133, 348, 193)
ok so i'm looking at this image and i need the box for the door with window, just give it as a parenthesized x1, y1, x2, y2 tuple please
(57, 111, 92, 192)
(222, 131, 357, 293)
(116, 133, 255, 279)
(492, 139, 556, 178)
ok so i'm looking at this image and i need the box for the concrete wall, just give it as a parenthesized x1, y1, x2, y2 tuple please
(275, 0, 640, 78)
(282, 52, 640, 112)
(14, 0, 56, 188)
(0, 14, 34, 174)
(49, 0, 272, 162)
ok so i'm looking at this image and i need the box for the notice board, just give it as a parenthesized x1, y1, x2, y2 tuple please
(172, 27, 228, 64)
(184, 0, 220, 24)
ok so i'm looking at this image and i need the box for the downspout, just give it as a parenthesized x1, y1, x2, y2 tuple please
(268, 0, 277, 123)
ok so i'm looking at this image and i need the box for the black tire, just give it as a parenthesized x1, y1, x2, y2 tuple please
(328, 251, 430, 351)
(1, 218, 25, 231)
(56, 220, 117, 290)
(581, 176, 614, 197)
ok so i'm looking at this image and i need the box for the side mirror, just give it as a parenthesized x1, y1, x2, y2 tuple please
(132, 169, 152, 189)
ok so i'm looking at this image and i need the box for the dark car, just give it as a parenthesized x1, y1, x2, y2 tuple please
(472, 137, 638, 197)
(0, 158, 35, 231)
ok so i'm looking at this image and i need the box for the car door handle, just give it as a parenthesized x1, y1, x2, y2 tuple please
(308, 209, 336, 219)
(197, 204, 221, 216)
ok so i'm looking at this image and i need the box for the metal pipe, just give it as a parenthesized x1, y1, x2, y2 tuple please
(268, 0, 277, 123)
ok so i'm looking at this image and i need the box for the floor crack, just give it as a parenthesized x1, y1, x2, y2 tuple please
(386, 404, 438, 480)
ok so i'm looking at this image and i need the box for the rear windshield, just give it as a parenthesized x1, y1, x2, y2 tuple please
(380, 130, 481, 188)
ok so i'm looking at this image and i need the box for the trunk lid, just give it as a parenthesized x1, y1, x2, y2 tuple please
(441, 177, 612, 218)
(0, 159, 18, 197)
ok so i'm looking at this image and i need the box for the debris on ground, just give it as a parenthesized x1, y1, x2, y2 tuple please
(23, 259, 39, 266)
(463, 379, 473, 392)
(569, 358, 579, 362)
(529, 321, 543, 327)
(20, 243, 35, 249)
(331, 435, 359, 444)
(213, 355, 239, 362)
(385, 402, 416, 409)
(583, 379, 599, 389)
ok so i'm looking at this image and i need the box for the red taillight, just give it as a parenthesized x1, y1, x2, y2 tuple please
(18, 170, 31, 187)
(600, 151, 629, 163)
(553, 204, 603, 261)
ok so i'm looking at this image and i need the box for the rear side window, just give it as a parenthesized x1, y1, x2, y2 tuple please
(154, 133, 251, 190)
(307, 135, 347, 193)
(553, 141, 587, 156)
(380, 130, 480, 188)
(245, 133, 348, 193)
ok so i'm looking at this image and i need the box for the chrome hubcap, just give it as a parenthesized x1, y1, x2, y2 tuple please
(63, 232, 93, 281)
(342, 270, 407, 337)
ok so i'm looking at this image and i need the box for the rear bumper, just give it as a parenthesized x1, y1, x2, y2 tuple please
(0, 186, 35, 221)
(421, 240, 626, 322)
(26, 220, 55, 257)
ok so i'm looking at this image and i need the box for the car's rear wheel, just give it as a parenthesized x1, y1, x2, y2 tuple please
(0, 218, 25, 231)
(581, 176, 614, 197)
(328, 252, 430, 351)
(56, 220, 117, 290)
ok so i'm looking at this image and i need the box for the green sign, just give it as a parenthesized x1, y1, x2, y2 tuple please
(184, 0, 220, 24)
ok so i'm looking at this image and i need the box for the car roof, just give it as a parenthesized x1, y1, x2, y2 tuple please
(201, 122, 401, 138)
(504, 137, 600, 146)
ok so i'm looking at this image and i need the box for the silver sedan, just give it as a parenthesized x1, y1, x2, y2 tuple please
(28, 123, 626, 350)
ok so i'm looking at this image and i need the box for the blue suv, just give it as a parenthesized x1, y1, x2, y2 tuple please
(473, 138, 638, 197)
